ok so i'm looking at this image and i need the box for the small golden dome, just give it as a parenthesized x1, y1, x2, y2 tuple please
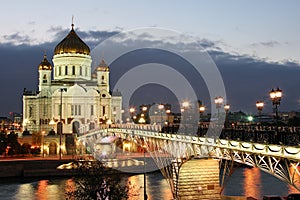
(96, 59, 110, 72)
(54, 24, 90, 55)
(38, 54, 52, 70)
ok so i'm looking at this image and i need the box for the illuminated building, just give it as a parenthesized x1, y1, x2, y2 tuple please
(22, 23, 122, 155)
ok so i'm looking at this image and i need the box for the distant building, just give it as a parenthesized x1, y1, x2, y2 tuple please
(23, 23, 122, 137)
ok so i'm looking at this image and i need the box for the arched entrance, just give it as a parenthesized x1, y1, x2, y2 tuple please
(49, 142, 57, 155)
(72, 121, 80, 134)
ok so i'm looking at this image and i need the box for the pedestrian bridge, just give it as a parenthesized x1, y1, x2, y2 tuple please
(78, 124, 300, 199)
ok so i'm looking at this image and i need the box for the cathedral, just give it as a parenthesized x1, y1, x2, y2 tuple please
(22, 23, 122, 138)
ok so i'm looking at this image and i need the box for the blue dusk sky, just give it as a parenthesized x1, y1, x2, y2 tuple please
(0, 0, 299, 116)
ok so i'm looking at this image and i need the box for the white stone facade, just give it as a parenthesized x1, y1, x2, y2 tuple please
(23, 25, 122, 136)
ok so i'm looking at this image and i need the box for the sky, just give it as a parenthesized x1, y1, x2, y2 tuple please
(0, 0, 300, 116)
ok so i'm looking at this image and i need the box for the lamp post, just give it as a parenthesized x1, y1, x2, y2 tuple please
(142, 144, 148, 200)
(198, 105, 205, 136)
(214, 96, 224, 127)
(59, 88, 67, 160)
(181, 101, 190, 134)
(199, 105, 205, 125)
(41, 130, 45, 157)
(269, 87, 282, 142)
(129, 107, 135, 123)
(224, 104, 230, 128)
(158, 104, 164, 126)
(96, 90, 102, 128)
(166, 109, 171, 133)
(256, 101, 264, 124)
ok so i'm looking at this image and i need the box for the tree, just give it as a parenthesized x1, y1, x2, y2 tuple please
(7, 132, 21, 155)
(20, 143, 31, 154)
(66, 160, 129, 200)
(0, 131, 7, 155)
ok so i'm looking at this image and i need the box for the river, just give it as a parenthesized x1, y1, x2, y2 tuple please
(0, 167, 298, 200)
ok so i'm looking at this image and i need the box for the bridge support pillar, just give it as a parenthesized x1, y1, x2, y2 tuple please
(178, 158, 221, 200)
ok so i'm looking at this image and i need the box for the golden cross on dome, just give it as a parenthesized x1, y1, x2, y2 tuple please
(71, 15, 74, 29)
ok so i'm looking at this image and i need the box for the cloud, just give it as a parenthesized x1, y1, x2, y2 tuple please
(250, 40, 280, 47)
(1, 32, 32, 45)
(0, 29, 299, 116)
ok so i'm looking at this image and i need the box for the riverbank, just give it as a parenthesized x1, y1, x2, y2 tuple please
(0, 157, 74, 178)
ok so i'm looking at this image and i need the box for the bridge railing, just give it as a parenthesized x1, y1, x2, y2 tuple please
(81, 123, 300, 147)
(79, 124, 300, 162)
(99, 127, 300, 161)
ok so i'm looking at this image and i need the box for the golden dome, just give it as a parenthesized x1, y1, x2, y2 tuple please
(38, 54, 52, 70)
(54, 24, 90, 55)
(96, 59, 110, 71)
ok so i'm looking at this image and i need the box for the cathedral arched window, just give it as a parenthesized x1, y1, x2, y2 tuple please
(91, 105, 94, 116)
(29, 106, 33, 118)
(43, 74, 47, 83)
(102, 75, 104, 80)
(65, 66, 68, 75)
(58, 66, 61, 76)
(72, 66, 75, 75)
(85, 67, 88, 76)
(79, 66, 82, 75)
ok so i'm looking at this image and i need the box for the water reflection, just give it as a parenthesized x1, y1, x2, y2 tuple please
(15, 183, 35, 199)
(0, 168, 299, 200)
(244, 167, 261, 198)
(127, 172, 173, 200)
(223, 166, 300, 199)
(36, 180, 48, 200)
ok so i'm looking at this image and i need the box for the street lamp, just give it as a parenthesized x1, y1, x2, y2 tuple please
(182, 101, 189, 109)
(256, 101, 264, 124)
(224, 104, 230, 128)
(142, 106, 148, 112)
(269, 87, 282, 138)
(199, 105, 205, 136)
(181, 101, 190, 134)
(158, 104, 164, 125)
(199, 105, 205, 129)
(214, 96, 224, 126)
(165, 109, 171, 133)
(59, 88, 67, 160)
(129, 107, 135, 123)
(214, 96, 224, 109)
(41, 130, 45, 157)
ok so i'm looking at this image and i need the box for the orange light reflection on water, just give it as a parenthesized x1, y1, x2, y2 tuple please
(36, 180, 48, 200)
(244, 167, 261, 198)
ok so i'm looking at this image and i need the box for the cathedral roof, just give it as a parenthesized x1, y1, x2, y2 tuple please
(38, 54, 52, 70)
(54, 24, 90, 55)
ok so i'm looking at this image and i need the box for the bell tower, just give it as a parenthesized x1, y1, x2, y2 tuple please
(38, 54, 52, 91)
(96, 59, 110, 93)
